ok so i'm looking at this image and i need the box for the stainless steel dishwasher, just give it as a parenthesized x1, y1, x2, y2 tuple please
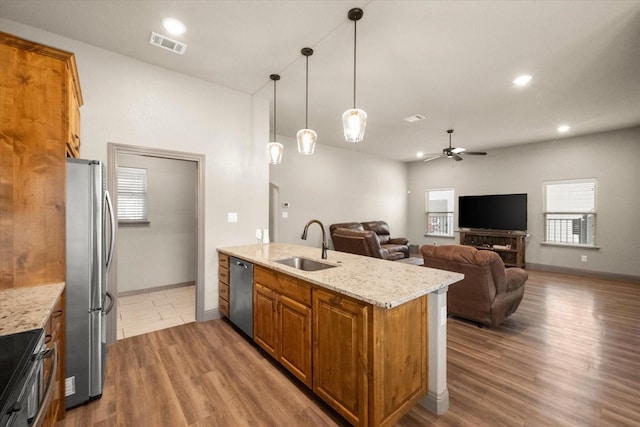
(229, 257, 254, 338)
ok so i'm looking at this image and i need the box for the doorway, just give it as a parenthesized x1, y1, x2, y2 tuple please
(106, 143, 205, 345)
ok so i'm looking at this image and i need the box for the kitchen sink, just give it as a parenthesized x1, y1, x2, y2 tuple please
(275, 257, 338, 272)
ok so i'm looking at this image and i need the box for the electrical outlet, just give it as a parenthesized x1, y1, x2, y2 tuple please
(581, 255, 588, 263)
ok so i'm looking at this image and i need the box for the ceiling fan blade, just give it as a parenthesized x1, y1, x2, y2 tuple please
(452, 153, 463, 161)
(423, 154, 444, 162)
(464, 151, 487, 155)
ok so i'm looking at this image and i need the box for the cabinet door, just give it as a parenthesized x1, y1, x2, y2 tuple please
(313, 288, 368, 426)
(279, 295, 312, 387)
(253, 283, 277, 358)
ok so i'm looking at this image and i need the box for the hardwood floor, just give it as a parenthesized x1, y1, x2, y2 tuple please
(58, 270, 640, 426)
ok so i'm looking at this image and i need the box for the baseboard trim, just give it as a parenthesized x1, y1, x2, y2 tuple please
(421, 389, 449, 415)
(202, 308, 221, 322)
(118, 281, 196, 297)
(527, 263, 640, 284)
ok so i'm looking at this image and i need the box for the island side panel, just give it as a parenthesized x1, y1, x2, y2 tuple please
(371, 295, 428, 427)
(421, 286, 449, 414)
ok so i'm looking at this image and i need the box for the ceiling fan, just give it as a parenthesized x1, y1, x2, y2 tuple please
(423, 129, 487, 162)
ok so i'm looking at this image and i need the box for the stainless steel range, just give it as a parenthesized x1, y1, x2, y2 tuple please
(0, 328, 56, 427)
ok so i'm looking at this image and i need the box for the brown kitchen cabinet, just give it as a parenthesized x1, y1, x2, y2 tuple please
(313, 288, 369, 426)
(0, 31, 83, 290)
(218, 253, 230, 317)
(313, 287, 429, 427)
(43, 290, 66, 425)
(253, 266, 312, 387)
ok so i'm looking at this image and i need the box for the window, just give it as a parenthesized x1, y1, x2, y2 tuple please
(544, 179, 596, 246)
(117, 166, 148, 223)
(425, 188, 454, 237)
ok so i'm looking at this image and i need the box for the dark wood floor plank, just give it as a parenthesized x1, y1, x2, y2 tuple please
(58, 270, 640, 426)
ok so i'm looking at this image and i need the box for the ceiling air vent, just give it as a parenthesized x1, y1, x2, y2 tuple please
(149, 32, 187, 55)
(403, 114, 426, 123)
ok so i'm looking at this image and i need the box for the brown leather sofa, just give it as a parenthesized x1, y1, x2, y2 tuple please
(330, 221, 409, 260)
(421, 244, 527, 327)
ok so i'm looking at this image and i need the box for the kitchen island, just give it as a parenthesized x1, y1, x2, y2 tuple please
(217, 243, 463, 427)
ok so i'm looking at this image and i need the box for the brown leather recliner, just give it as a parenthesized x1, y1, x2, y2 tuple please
(330, 227, 405, 261)
(330, 221, 409, 260)
(361, 221, 410, 258)
(421, 244, 527, 327)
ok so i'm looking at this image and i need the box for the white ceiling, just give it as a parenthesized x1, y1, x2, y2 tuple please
(2, 0, 640, 162)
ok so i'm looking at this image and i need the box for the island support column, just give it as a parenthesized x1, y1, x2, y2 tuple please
(421, 286, 449, 414)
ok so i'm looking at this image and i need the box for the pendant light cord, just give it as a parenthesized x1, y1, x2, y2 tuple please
(353, 18, 357, 109)
(305, 54, 309, 129)
(273, 78, 277, 140)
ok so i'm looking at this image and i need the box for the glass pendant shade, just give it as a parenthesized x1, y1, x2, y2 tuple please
(268, 141, 284, 164)
(342, 108, 367, 143)
(296, 129, 317, 155)
(268, 74, 282, 165)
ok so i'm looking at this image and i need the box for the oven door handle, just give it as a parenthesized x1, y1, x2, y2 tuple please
(33, 343, 57, 427)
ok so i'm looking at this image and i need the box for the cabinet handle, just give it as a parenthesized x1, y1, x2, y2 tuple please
(45, 334, 52, 344)
(52, 309, 63, 318)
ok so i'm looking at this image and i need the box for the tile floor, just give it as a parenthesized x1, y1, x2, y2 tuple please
(116, 284, 195, 340)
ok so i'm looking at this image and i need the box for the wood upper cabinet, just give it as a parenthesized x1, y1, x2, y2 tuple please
(66, 67, 82, 158)
(0, 31, 83, 289)
(253, 266, 312, 387)
(313, 288, 369, 426)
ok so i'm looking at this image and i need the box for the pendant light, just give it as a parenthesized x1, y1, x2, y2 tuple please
(297, 47, 317, 155)
(342, 7, 367, 143)
(267, 74, 284, 164)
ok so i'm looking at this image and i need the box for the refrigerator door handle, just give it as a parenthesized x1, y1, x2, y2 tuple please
(104, 291, 115, 315)
(105, 190, 116, 272)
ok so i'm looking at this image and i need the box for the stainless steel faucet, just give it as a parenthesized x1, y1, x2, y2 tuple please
(301, 219, 328, 259)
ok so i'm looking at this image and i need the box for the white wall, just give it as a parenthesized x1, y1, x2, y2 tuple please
(117, 154, 196, 293)
(269, 136, 408, 249)
(1, 19, 270, 311)
(407, 126, 640, 278)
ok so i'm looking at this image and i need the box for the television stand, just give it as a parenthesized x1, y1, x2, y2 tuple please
(459, 229, 526, 268)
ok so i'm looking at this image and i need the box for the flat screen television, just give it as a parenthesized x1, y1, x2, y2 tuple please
(458, 193, 527, 231)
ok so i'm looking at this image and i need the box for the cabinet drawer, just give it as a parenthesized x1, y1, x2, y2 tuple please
(255, 266, 311, 306)
(219, 297, 229, 318)
(218, 253, 230, 269)
(219, 281, 230, 302)
(219, 266, 229, 285)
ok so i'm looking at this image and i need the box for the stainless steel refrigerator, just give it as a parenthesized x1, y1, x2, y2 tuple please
(65, 158, 115, 409)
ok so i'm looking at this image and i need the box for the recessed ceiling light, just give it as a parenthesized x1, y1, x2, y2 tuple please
(416, 152, 424, 158)
(513, 74, 532, 87)
(162, 17, 186, 35)
(403, 114, 426, 123)
(557, 125, 570, 133)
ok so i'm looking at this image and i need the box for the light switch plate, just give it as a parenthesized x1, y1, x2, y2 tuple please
(282, 211, 288, 219)
(227, 212, 238, 223)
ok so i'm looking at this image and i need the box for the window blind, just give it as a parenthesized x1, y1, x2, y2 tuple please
(117, 167, 148, 221)
(545, 180, 595, 213)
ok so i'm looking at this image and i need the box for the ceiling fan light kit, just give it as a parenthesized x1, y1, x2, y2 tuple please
(297, 47, 317, 155)
(343, 7, 367, 143)
(423, 129, 487, 162)
(268, 74, 284, 165)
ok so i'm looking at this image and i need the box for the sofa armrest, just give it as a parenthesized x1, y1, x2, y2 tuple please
(505, 268, 528, 292)
(388, 237, 409, 245)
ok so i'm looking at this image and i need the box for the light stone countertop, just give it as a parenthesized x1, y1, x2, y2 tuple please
(0, 282, 65, 336)
(217, 243, 463, 309)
